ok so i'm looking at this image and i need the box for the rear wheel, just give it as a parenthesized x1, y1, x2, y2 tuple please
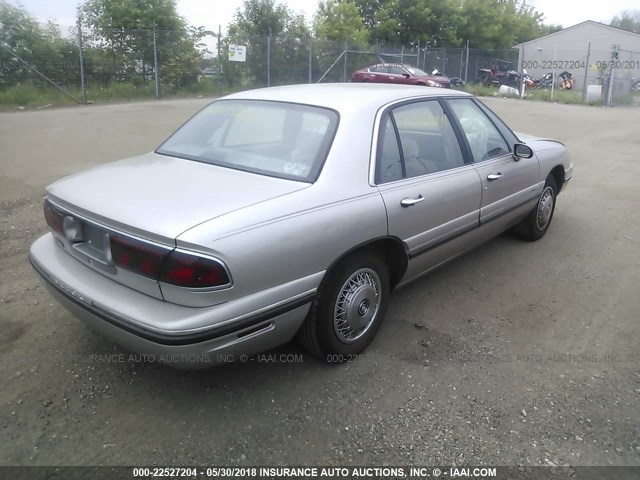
(298, 251, 390, 361)
(514, 174, 558, 241)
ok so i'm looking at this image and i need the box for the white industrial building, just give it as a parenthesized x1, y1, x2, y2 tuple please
(514, 21, 640, 90)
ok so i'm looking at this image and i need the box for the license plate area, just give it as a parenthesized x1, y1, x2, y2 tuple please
(71, 221, 116, 273)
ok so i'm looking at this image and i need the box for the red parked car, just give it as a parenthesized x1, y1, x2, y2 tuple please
(351, 63, 452, 88)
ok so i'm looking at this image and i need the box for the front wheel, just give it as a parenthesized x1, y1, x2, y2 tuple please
(297, 251, 390, 361)
(514, 174, 558, 241)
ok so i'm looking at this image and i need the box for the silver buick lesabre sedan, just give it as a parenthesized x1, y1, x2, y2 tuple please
(29, 84, 573, 367)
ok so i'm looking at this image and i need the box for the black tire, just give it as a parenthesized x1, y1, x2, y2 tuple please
(514, 174, 558, 241)
(297, 250, 390, 361)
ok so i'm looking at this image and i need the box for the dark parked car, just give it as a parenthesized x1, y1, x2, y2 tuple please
(352, 63, 452, 88)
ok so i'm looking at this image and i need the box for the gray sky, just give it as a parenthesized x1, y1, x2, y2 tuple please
(11, 0, 640, 32)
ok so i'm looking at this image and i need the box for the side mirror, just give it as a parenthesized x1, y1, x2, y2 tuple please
(403, 73, 411, 78)
(513, 143, 533, 159)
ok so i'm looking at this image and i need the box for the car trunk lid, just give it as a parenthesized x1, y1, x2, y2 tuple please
(46, 152, 309, 244)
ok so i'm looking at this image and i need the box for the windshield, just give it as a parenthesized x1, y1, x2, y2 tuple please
(156, 100, 339, 182)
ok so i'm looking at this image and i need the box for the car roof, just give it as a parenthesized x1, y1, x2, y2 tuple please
(223, 83, 471, 114)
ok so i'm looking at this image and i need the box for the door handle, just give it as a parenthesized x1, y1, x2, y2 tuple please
(400, 195, 425, 207)
(487, 173, 503, 181)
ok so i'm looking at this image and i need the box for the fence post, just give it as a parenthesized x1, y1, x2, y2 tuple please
(464, 40, 469, 83)
(582, 42, 591, 103)
(153, 21, 160, 99)
(217, 25, 222, 96)
(77, 17, 86, 104)
(343, 41, 348, 82)
(442, 47, 446, 73)
(308, 38, 312, 84)
(606, 44, 619, 106)
(519, 44, 525, 97)
(551, 46, 557, 100)
(401, 45, 404, 64)
(416, 40, 420, 68)
(267, 28, 272, 87)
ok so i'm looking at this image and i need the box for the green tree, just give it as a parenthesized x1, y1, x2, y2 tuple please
(540, 23, 563, 36)
(374, 0, 461, 46)
(225, 0, 311, 87)
(0, 1, 79, 88)
(610, 10, 640, 34)
(314, 1, 369, 44)
(455, 0, 545, 49)
(350, 0, 550, 48)
(80, 0, 204, 89)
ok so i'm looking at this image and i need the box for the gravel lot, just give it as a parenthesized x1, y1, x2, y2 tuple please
(0, 96, 639, 468)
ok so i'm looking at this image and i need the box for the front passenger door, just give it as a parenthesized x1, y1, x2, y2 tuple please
(446, 98, 541, 225)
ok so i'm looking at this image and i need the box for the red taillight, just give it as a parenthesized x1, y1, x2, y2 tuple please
(44, 199, 64, 235)
(110, 234, 170, 279)
(160, 250, 230, 288)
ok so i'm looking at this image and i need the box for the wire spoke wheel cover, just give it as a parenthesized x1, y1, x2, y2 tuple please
(333, 268, 381, 344)
(536, 186, 555, 231)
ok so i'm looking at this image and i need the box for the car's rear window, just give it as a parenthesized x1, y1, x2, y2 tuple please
(156, 100, 339, 182)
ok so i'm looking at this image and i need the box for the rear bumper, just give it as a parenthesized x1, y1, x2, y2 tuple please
(29, 234, 313, 367)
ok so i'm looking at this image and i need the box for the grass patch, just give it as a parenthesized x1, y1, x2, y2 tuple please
(0, 80, 241, 110)
(461, 84, 497, 97)
(524, 88, 584, 104)
(462, 81, 637, 106)
(0, 84, 79, 108)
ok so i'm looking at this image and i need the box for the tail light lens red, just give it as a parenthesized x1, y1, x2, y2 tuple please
(110, 235, 230, 288)
(159, 250, 230, 288)
(44, 199, 64, 235)
(110, 234, 170, 279)
(43, 198, 230, 290)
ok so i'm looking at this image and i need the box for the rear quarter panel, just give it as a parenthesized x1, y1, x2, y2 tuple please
(176, 187, 388, 303)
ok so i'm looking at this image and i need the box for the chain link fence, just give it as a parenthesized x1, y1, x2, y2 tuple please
(518, 43, 640, 105)
(2, 26, 639, 107)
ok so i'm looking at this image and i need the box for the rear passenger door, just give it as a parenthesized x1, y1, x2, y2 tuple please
(446, 98, 541, 224)
(375, 99, 482, 257)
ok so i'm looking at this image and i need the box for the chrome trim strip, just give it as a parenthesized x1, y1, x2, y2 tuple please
(409, 193, 539, 259)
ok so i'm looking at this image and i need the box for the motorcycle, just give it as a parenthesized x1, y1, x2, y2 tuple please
(534, 72, 554, 89)
(559, 71, 575, 90)
(478, 69, 521, 88)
